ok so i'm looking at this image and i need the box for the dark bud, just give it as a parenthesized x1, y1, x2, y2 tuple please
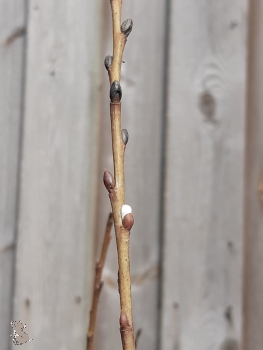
(121, 19, 133, 37)
(121, 129, 129, 145)
(122, 213, 134, 231)
(104, 55, 113, 70)
(110, 81, 122, 102)
(103, 170, 115, 191)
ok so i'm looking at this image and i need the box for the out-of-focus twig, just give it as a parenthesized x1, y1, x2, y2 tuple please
(87, 213, 113, 350)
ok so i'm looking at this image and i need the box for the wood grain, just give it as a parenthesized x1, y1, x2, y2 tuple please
(243, 1, 263, 349)
(0, 0, 26, 348)
(12, 1, 102, 349)
(160, 1, 248, 349)
(94, 1, 167, 349)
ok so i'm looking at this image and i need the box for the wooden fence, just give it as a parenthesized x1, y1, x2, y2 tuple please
(0, 0, 262, 349)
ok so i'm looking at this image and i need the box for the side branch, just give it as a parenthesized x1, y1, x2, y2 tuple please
(87, 213, 113, 350)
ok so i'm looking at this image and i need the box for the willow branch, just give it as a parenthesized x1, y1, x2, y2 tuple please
(87, 213, 113, 350)
(103, 1, 135, 350)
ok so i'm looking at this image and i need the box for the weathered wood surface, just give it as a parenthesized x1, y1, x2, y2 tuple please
(160, 1, 248, 350)
(0, 0, 26, 349)
(12, 1, 102, 349)
(243, 1, 263, 349)
(2, 1, 263, 349)
(94, 1, 166, 350)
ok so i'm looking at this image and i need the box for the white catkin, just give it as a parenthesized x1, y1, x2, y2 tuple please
(121, 205, 132, 219)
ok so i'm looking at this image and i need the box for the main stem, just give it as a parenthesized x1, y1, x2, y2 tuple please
(104, 1, 135, 349)
(109, 103, 135, 349)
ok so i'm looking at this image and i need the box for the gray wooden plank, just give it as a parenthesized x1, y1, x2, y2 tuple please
(161, 1, 248, 349)
(94, 1, 167, 349)
(243, 1, 263, 348)
(0, 0, 26, 348)
(12, 1, 103, 349)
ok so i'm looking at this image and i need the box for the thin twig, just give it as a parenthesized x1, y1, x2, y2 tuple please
(103, 1, 135, 350)
(87, 213, 113, 350)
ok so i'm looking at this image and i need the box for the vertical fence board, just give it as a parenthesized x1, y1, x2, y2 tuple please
(12, 1, 102, 349)
(243, 1, 263, 349)
(0, 0, 26, 348)
(95, 1, 167, 350)
(161, 1, 248, 349)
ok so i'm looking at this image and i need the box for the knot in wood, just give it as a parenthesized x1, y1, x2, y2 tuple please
(199, 91, 216, 122)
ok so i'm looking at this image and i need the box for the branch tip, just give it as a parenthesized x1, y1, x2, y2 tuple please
(121, 19, 133, 38)
(110, 81, 122, 102)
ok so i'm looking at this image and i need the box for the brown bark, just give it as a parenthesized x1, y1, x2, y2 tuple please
(103, 1, 136, 349)
(87, 213, 113, 350)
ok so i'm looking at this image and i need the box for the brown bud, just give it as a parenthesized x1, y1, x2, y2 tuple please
(122, 213, 134, 231)
(121, 19, 133, 38)
(103, 170, 115, 191)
